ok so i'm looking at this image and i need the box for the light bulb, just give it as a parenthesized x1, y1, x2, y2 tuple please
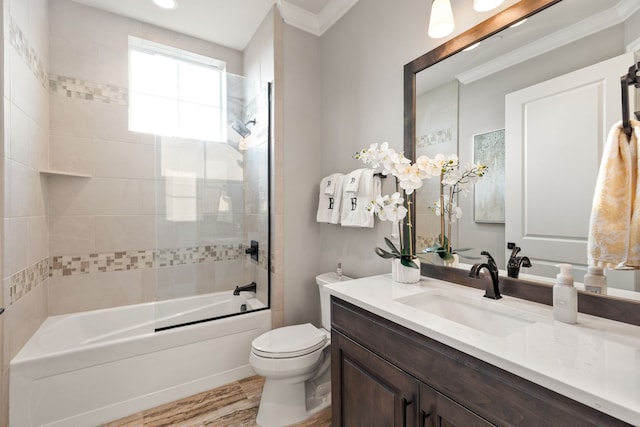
(153, 0, 178, 10)
(473, 0, 504, 12)
(428, 0, 455, 39)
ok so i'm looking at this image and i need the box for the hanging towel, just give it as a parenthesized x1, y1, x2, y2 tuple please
(317, 173, 344, 224)
(343, 169, 362, 193)
(218, 194, 234, 223)
(323, 173, 340, 196)
(588, 119, 640, 268)
(341, 169, 381, 228)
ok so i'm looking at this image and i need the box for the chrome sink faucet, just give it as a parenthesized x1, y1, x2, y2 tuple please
(469, 251, 501, 300)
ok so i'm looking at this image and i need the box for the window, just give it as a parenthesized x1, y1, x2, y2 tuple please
(128, 36, 226, 141)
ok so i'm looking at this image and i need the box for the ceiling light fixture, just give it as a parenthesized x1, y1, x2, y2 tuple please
(510, 18, 528, 28)
(428, 0, 455, 39)
(429, 0, 507, 39)
(153, 0, 178, 10)
(463, 42, 480, 51)
(473, 0, 504, 12)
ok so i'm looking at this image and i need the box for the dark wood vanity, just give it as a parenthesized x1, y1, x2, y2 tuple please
(330, 296, 632, 426)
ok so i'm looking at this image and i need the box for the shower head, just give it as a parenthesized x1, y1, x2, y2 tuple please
(231, 119, 256, 138)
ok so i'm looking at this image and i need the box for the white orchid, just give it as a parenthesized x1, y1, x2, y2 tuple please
(355, 142, 487, 267)
(425, 155, 488, 262)
(368, 192, 408, 222)
(431, 197, 462, 222)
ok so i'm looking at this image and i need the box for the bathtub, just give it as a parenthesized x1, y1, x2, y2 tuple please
(10, 291, 270, 427)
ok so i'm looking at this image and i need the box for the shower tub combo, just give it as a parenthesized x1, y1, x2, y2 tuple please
(10, 291, 269, 427)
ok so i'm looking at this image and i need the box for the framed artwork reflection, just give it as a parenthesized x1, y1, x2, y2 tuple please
(473, 129, 505, 223)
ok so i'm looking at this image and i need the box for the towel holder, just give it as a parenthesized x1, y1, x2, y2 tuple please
(373, 172, 387, 179)
(621, 61, 640, 139)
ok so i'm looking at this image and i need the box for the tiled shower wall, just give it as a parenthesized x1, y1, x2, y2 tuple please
(45, 0, 268, 314)
(0, 0, 272, 423)
(2, 0, 50, 424)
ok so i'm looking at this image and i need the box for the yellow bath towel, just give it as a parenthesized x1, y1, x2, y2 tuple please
(588, 119, 640, 268)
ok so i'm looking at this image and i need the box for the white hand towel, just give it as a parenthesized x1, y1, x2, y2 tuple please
(323, 173, 340, 196)
(317, 173, 344, 224)
(343, 169, 362, 192)
(588, 119, 640, 268)
(341, 169, 381, 228)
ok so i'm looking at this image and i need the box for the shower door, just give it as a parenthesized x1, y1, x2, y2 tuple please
(151, 72, 271, 330)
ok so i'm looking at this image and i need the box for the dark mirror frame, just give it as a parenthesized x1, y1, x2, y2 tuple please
(403, 0, 640, 326)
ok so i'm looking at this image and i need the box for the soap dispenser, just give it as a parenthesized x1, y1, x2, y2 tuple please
(583, 265, 607, 295)
(553, 263, 577, 324)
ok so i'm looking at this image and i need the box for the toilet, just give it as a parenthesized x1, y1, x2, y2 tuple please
(249, 271, 350, 427)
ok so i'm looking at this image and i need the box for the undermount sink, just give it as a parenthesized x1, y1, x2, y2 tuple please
(395, 289, 540, 337)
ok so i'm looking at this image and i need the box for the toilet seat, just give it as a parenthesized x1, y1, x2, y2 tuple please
(252, 323, 327, 359)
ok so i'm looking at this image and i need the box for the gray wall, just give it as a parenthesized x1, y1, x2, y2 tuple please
(316, 0, 515, 279)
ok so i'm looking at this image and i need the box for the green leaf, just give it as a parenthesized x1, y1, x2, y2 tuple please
(400, 257, 419, 269)
(384, 237, 401, 255)
(441, 252, 454, 262)
(422, 245, 446, 254)
(375, 247, 398, 259)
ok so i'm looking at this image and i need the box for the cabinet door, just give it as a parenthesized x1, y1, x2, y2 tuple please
(332, 331, 417, 427)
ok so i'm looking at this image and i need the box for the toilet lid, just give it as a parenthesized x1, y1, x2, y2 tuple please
(252, 323, 327, 358)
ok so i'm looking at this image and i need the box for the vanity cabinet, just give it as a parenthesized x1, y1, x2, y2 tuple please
(330, 296, 632, 427)
(333, 328, 495, 427)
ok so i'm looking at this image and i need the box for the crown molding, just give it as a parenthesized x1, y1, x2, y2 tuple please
(277, 0, 359, 37)
(456, 0, 640, 84)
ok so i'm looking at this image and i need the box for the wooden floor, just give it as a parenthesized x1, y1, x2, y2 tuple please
(101, 375, 331, 427)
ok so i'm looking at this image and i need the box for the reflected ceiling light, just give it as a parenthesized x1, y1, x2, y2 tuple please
(428, 0, 455, 39)
(510, 18, 528, 28)
(473, 0, 504, 12)
(463, 42, 480, 51)
(153, 0, 178, 10)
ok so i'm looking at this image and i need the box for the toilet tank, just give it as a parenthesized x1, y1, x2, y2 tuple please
(317, 272, 352, 330)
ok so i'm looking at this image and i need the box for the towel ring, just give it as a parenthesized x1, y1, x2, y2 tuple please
(621, 62, 640, 139)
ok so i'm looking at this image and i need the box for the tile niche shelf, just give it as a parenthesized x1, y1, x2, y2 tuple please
(40, 169, 92, 178)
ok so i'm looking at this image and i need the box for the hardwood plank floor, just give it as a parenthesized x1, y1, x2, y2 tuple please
(102, 376, 331, 427)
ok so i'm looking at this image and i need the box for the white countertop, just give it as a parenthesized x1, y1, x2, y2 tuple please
(326, 274, 640, 425)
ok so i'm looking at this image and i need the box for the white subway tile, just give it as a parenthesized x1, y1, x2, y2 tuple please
(49, 215, 95, 256)
(27, 215, 48, 265)
(48, 271, 146, 315)
(3, 217, 28, 277)
(93, 140, 155, 180)
(49, 135, 94, 176)
(94, 215, 156, 253)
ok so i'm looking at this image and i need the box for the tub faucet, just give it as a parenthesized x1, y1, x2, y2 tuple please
(233, 281, 257, 295)
(469, 251, 501, 300)
(507, 242, 532, 279)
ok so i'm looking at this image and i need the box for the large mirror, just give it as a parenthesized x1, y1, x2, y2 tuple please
(405, 0, 640, 299)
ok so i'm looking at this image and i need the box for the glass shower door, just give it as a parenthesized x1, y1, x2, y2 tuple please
(153, 73, 270, 330)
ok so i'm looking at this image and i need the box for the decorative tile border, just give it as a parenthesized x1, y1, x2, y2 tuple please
(156, 244, 243, 268)
(50, 250, 155, 277)
(9, 18, 48, 89)
(9, 258, 50, 305)
(7, 244, 268, 305)
(49, 74, 129, 105)
(50, 244, 250, 277)
(417, 235, 437, 253)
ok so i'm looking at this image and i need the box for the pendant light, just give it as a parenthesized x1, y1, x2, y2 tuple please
(153, 0, 178, 10)
(473, 0, 504, 12)
(428, 0, 455, 39)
